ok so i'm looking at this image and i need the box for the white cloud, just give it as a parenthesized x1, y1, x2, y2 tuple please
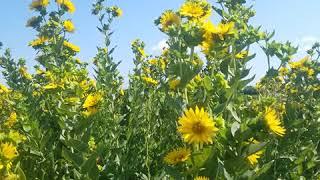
(151, 39, 168, 54)
(296, 35, 319, 52)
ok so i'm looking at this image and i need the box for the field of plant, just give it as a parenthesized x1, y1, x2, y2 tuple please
(0, 0, 319, 179)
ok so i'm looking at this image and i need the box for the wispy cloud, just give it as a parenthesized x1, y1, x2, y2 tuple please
(151, 39, 168, 54)
(296, 35, 319, 52)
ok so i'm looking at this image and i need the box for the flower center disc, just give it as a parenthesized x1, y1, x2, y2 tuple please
(192, 122, 204, 134)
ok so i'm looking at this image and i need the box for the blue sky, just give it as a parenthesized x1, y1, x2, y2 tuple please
(1, 0, 320, 83)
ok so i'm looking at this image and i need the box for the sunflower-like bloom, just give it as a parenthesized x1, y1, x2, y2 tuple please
(56, 0, 75, 13)
(213, 22, 235, 40)
(108, 6, 123, 17)
(0, 84, 10, 94)
(160, 11, 181, 31)
(164, 147, 191, 165)
(201, 21, 215, 53)
(63, 41, 80, 52)
(83, 93, 102, 109)
(235, 51, 248, 59)
(63, 20, 75, 33)
(169, 78, 181, 90)
(4, 173, 20, 180)
(5, 112, 17, 127)
(178, 106, 218, 145)
(289, 56, 309, 69)
(0, 143, 18, 160)
(30, 0, 49, 9)
(194, 176, 210, 180)
(247, 150, 263, 166)
(246, 138, 263, 166)
(264, 107, 286, 137)
(180, 0, 211, 20)
(19, 67, 33, 80)
(142, 76, 158, 86)
(29, 36, 48, 47)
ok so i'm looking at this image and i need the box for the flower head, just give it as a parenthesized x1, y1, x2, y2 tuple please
(180, 0, 211, 20)
(178, 106, 218, 145)
(63, 20, 75, 33)
(0, 143, 18, 160)
(164, 147, 191, 165)
(30, 0, 49, 9)
(289, 56, 309, 69)
(264, 107, 286, 137)
(5, 112, 17, 127)
(29, 36, 48, 47)
(0, 84, 10, 94)
(194, 176, 210, 180)
(83, 93, 102, 109)
(160, 11, 181, 31)
(214, 22, 235, 40)
(63, 41, 80, 52)
(142, 76, 158, 86)
(246, 138, 263, 166)
(56, 0, 75, 13)
(247, 150, 263, 166)
(169, 78, 181, 90)
(108, 6, 122, 17)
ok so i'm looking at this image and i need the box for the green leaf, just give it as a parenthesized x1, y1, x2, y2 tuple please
(250, 160, 274, 179)
(62, 147, 83, 167)
(81, 154, 99, 180)
(203, 76, 213, 91)
(193, 147, 214, 168)
(231, 122, 240, 137)
(227, 104, 241, 122)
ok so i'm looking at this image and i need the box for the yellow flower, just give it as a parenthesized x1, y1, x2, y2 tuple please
(5, 112, 17, 127)
(178, 106, 218, 145)
(0, 84, 10, 94)
(63, 20, 75, 33)
(82, 107, 98, 117)
(247, 150, 263, 166)
(56, 0, 75, 13)
(289, 56, 309, 69)
(214, 22, 235, 40)
(30, 0, 49, 9)
(164, 147, 191, 165)
(169, 78, 181, 90)
(109, 6, 122, 17)
(29, 36, 48, 47)
(119, 89, 125, 96)
(306, 68, 315, 77)
(63, 41, 80, 52)
(83, 93, 102, 109)
(0, 143, 18, 160)
(88, 137, 97, 151)
(235, 51, 248, 59)
(160, 59, 167, 71)
(180, 0, 211, 20)
(264, 107, 286, 137)
(194, 176, 210, 180)
(19, 67, 32, 80)
(278, 67, 289, 76)
(148, 59, 158, 65)
(246, 138, 263, 166)
(142, 76, 158, 86)
(4, 173, 20, 180)
(43, 83, 58, 90)
(160, 11, 181, 31)
(8, 131, 26, 143)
